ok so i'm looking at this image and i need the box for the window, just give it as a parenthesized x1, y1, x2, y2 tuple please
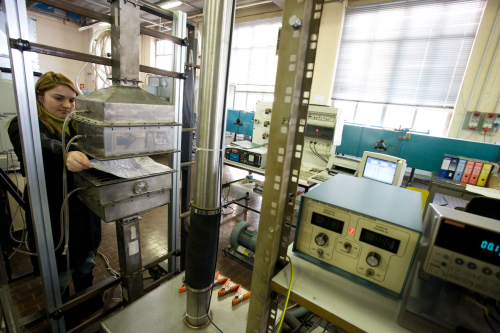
(229, 17, 282, 111)
(332, 0, 485, 137)
(335, 100, 452, 136)
(333, 0, 486, 107)
(156, 39, 173, 71)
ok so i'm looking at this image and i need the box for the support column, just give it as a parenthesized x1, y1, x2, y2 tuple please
(168, 10, 187, 273)
(1, 0, 64, 331)
(116, 215, 144, 304)
(185, 0, 235, 328)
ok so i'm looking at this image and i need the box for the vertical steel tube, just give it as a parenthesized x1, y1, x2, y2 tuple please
(185, 0, 235, 328)
(169, 10, 186, 273)
(1, 0, 64, 331)
(192, 0, 234, 211)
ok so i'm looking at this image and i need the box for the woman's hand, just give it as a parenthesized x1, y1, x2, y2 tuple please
(66, 151, 92, 172)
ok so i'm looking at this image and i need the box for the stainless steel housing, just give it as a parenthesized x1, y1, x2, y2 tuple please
(74, 168, 173, 222)
(75, 86, 175, 124)
(74, 116, 180, 159)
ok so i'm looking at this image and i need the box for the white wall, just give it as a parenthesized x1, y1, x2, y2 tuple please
(29, 12, 93, 91)
(447, 0, 500, 143)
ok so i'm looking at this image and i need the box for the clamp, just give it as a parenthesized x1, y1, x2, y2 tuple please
(232, 286, 251, 305)
(218, 278, 240, 297)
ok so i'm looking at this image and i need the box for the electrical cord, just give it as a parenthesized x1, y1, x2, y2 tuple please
(290, 312, 314, 333)
(312, 144, 328, 163)
(308, 142, 326, 163)
(485, 314, 499, 333)
(275, 255, 294, 333)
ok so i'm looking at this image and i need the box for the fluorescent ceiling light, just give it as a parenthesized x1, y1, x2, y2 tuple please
(78, 22, 110, 32)
(161, 1, 183, 9)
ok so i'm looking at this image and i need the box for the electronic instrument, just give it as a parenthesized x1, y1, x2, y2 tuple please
(294, 174, 422, 298)
(398, 204, 500, 333)
(224, 146, 267, 168)
(423, 205, 500, 300)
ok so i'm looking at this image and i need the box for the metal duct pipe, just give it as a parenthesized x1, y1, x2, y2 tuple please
(185, 0, 235, 328)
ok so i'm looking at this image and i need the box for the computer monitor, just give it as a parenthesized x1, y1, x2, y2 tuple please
(357, 151, 407, 187)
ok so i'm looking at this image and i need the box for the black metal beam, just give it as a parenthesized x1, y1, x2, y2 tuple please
(0, 166, 25, 209)
(140, 27, 186, 46)
(143, 270, 178, 293)
(142, 248, 180, 270)
(48, 276, 122, 315)
(34, 0, 112, 23)
(9, 39, 186, 79)
(139, 64, 186, 79)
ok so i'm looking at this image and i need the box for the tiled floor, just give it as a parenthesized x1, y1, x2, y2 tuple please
(5, 168, 467, 332)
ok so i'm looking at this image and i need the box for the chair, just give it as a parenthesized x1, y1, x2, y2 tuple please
(463, 196, 500, 221)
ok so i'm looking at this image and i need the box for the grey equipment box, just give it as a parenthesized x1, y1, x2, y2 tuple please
(74, 168, 174, 222)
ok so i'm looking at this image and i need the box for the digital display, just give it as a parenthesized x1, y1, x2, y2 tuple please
(363, 157, 397, 185)
(232, 149, 238, 153)
(305, 125, 334, 141)
(360, 229, 400, 254)
(435, 219, 500, 267)
(311, 212, 344, 234)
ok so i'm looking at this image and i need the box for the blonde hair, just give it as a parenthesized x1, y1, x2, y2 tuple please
(35, 71, 79, 136)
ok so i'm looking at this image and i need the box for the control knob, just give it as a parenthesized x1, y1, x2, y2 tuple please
(315, 233, 328, 246)
(366, 252, 381, 267)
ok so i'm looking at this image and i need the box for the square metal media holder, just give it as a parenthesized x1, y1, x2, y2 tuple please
(73, 115, 182, 160)
(74, 167, 174, 222)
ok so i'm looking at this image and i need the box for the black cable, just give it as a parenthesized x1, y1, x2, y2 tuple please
(290, 312, 314, 333)
(485, 314, 499, 333)
(309, 142, 327, 163)
(312, 144, 328, 163)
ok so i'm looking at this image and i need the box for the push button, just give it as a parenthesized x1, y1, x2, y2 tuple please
(467, 262, 477, 270)
(483, 268, 492, 275)
(455, 258, 464, 265)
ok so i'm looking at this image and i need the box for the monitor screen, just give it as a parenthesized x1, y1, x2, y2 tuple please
(362, 156, 397, 185)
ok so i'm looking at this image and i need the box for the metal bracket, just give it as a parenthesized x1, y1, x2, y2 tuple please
(14, 38, 30, 51)
(182, 37, 190, 46)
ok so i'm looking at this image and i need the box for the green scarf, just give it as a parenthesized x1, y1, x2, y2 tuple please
(42, 107, 71, 136)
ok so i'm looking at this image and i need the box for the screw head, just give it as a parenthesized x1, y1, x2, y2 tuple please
(288, 15, 302, 29)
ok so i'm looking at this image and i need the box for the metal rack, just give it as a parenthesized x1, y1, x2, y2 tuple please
(246, 1, 325, 332)
(0, 0, 197, 331)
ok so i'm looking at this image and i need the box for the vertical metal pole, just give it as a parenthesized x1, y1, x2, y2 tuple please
(1, 0, 64, 331)
(180, 27, 197, 272)
(116, 216, 144, 304)
(0, 238, 20, 333)
(246, 1, 324, 332)
(169, 10, 186, 273)
(185, 0, 235, 328)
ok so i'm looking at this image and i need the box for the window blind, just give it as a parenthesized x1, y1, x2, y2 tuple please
(229, 17, 282, 86)
(332, 0, 486, 108)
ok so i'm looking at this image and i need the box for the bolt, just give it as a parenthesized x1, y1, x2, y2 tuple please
(288, 15, 302, 29)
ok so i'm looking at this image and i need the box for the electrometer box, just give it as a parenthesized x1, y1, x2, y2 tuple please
(293, 174, 422, 298)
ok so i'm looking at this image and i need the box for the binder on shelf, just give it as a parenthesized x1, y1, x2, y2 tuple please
(469, 162, 483, 185)
(439, 155, 452, 178)
(477, 163, 493, 187)
(446, 156, 459, 179)
(461, 160, 476, 183)
(452, 158, 467, 182)
(491, 162, 500, 174)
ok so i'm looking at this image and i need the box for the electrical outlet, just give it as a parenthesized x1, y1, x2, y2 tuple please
(483, 113, 495, 129)
(468, 112, 481, 130)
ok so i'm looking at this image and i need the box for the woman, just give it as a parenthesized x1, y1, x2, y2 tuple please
(8, 72, 101, 294)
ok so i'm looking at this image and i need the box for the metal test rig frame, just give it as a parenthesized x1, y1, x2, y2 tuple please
(1, 0, 198, 330)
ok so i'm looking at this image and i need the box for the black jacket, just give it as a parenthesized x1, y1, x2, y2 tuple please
(8, 117, 101, 274)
